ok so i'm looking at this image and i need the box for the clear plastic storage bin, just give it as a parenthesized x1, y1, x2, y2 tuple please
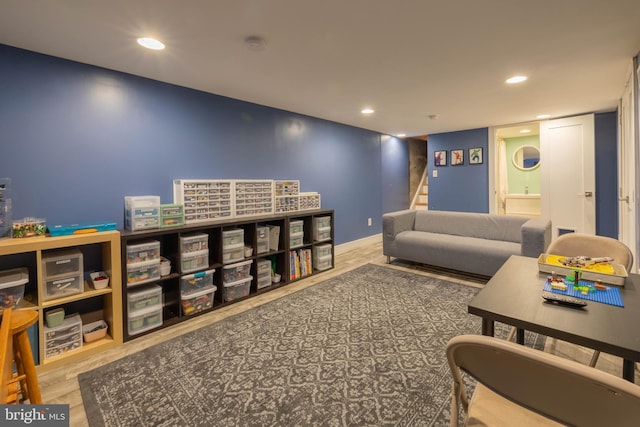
(0, 267, 28, 309)
(125, 195, 161, 231)
(290, 234, 304, 248)
(181, 250, 209, 273)
(222, 260, 252, 283)
(126, 241, 161, 264)
(44, 274, 83, 301)
(180, 269, 215, 294)
(223, 276, 252, 302)
(128, 285, 162, 313)
(222, 229, 244, 249)
(126, 260, 161, 286)
(313, 244, 333, 259)
(222, 246, 244, 264)
(42, 249, 83, 278)
(313, 254, 333, 271)
(181, 285, 216, 316)
(180, 233, 209, 253)
(256, 226, 270, 254)
(290, 220, 304, 235)
(43, 313, 83, 359)
(128, 305, 163, 335)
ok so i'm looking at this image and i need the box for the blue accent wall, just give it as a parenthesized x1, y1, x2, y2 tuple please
(381, 135, 409, 216)
(594, 111, 618, 237)
(427, 128, 489, 212)
(0, 44, 408, 244)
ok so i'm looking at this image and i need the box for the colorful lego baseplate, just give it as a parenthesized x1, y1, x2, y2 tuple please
(543, 279, 623, 307)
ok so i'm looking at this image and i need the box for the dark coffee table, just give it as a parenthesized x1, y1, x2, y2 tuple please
(468, 255, 640, 382)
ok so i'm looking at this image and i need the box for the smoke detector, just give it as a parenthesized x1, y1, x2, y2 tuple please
(244, 35, 266, 51)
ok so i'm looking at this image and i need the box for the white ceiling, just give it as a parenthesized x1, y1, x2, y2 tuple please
(2, 1, 640, 137)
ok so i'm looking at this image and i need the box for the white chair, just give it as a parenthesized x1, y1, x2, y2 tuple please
(446, 334, 640, 427)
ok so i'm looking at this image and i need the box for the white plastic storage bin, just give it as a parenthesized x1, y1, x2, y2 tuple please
(125, 195, 160, 231)
(181, 285, 216, 316)
(181, 250, 209, 273)
(223, 276, 252, 302)
(128, 285, 162, 314)
(180, 269, 215, 294)
(0, 267, 28, 309)
(222, 260, 252, 283)
(256, 259, 271, 277)
(43, 313, 82, 359)
(126, 240, 161, 264)
(44, 274, 83, 301)
(128, 305, 163, 336)
(222, 229, 244, 249)
(126, 260, 161, 286)
(42, 249, 83, 279)
(256, 226, 270, 254)
(222, 246, 244, 264)
(180, 233, 209, 254)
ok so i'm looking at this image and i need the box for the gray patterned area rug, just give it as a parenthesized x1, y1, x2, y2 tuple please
(79, 263, 543, 427)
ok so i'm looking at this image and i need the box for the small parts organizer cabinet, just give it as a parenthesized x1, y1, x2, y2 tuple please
(0, 231, 123, 372)
(173, 179, 233, 224)
(119, 209, 334, 341)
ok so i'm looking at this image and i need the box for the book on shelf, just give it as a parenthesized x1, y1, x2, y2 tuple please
(290, 248, 313, 280)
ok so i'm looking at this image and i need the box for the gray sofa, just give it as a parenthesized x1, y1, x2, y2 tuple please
(383, 210, 551, 276)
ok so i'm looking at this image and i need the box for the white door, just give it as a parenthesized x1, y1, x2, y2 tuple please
(540, 114, 595, 238)
(619, 71, 637, 271)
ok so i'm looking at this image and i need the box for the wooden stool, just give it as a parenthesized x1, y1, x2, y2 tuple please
(9, 310, 41, 404)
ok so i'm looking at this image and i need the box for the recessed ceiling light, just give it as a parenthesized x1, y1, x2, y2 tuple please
(397, 133, 406, 138)
(361, 108, 375, 114)
(506, 75, 527, 84)
(536, 114, 551, 119)
(137, 37, 165, 50)
(520, 129, 531, 134)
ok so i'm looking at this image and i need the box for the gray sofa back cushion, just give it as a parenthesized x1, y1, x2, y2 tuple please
(413, 210, 528, 243)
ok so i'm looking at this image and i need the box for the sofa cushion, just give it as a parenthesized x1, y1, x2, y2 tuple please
(395, 231, 522, 276)
(413, 210, 527, 243)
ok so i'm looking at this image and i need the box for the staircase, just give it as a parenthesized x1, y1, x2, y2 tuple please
(411, 167, 429, 210)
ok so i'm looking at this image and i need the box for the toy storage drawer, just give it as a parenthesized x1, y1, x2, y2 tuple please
(290, 220, 304, 235)
(313, 244, 333, 259)
(223, 276, 252, 302)
(313, 227, 331, 242)
(44, 313, 82, 341)
(127, 260, 161, 286)
(222, 229, 244, 249)
(42, 249, 83, 279)
(256, 259, 271, 276)
(313, 216, 331, 229)
(128, 285, 162, 314)
(126, 215, 160, 231)
(257, 272, 271, 290)
(126, 240, 160, 264)
(44, 274, 83, 301)
(44, 336, 82, 360)
(181, 250, 209, 273)
(128, 305, 163, 336)
(180, 233, 209, 253)
(222, 260, 252, 283)
(314, 254, 332, 271)
(222, 247, 244, 264)
(181, 285, 216, 316)
(180, 269, 215, 294)
(161, 204, 183, 217)
(290, 233, 304, 248)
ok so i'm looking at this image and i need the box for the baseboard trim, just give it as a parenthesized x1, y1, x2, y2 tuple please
(335, 233, 381, 256)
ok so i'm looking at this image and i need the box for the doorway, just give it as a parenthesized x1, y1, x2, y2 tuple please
(491, 123, 541, 217)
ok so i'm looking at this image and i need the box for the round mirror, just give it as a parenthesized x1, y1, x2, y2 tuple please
(512, 145, 540, 170)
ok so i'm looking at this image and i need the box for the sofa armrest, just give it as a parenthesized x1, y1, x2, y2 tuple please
(382, 210, 416, 256)
(521, 218, 552, 258)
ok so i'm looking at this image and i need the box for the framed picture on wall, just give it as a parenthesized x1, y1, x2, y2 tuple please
(434, 150, 447, 166)
(451, 149, 464, 165)
(469, 147, 483, 164)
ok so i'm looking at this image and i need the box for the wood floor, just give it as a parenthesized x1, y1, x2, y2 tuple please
(34, 235, 638, 426)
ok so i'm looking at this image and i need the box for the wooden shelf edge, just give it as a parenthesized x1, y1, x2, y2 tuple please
(36, 336, 116, 373)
